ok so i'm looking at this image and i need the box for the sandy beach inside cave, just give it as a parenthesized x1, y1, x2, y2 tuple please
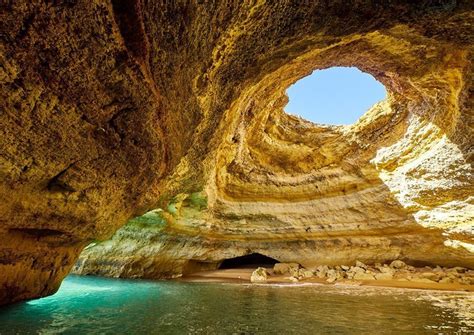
(177, 267, 474, 292)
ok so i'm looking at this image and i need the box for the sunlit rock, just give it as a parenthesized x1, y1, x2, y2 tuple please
(274, 263, 300, 276)
(390, 260, 408, 269)
(1, 1, 473, 304)
(250, 267, 268, 283)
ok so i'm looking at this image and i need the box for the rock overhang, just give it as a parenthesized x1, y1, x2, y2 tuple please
(1, 1, 473, 305)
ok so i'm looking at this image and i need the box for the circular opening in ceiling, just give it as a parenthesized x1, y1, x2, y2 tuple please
(284, 67, 387, 125)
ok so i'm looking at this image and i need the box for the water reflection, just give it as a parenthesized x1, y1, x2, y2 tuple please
(0, 275, 472, 334)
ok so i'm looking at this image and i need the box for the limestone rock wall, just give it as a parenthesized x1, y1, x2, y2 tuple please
(1, 1, 473, 303)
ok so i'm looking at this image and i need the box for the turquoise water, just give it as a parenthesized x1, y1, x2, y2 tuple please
(0, 275, 472, 334)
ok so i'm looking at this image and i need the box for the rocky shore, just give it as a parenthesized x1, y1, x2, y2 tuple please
(256, 261, 474, 286)
(182, 260, 474, 292)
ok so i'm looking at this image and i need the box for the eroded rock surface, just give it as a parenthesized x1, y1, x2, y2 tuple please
(1, 1, 473, 304)
(307, 261, 474, 287)
(250, 267, 268, 283)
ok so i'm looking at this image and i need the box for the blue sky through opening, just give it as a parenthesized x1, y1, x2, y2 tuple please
(285, 67, 386, 125)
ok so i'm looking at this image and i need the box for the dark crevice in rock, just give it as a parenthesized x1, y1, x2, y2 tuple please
(9, 228, 67, 238)
(106, 108, 132, 143)
(17, 12, 35, 40)
(46, 162, 77, 193)
(111, 0, 149, 65)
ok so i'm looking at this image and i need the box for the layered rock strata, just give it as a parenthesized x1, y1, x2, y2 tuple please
(1, 1, 473, 304)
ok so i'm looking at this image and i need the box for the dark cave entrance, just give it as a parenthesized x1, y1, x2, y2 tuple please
(218, 253, 279, 269)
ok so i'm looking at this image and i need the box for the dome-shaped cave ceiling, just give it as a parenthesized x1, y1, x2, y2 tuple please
(1, 1, 473, 304)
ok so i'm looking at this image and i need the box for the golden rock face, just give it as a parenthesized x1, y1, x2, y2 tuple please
(1, 1, 473, 304)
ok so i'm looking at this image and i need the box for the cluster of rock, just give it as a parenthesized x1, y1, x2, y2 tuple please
(250, 261, 474, 286)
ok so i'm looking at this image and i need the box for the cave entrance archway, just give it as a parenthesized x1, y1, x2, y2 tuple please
(218, 253, 279, 269)
(284, 66, 386, 125)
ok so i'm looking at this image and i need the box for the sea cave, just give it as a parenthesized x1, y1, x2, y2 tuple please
(0, 1, 473, 333)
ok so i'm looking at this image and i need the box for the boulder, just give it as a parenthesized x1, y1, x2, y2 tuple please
(273, 263, 300, 276)
(298, 269, 314, 279)
(326, 269, 338, 283)
(355, 261, 368, 269)
(345, 272, 355, 280)
(390, 260, 407, 269)
(419, 272, 440, 281)
(458, 277, 474, 285)
(250, 267, 268, 283)
(350, 266, 366, 274)
(378, 265, 395, 275)
(315, 265, 329, 278)
(438, 277, 453, 284)
(448, 272, 460, 279)
(289, 276, 299, 283)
